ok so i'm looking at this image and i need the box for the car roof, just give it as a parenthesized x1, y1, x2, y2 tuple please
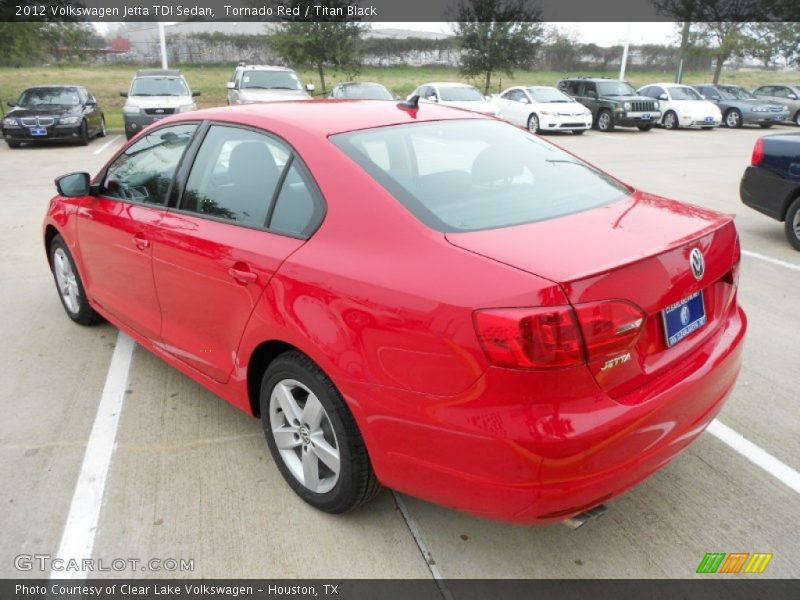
(424, 82, 476, 88)
(560, 77, 624, 83)
(22, 84, 80, 90)
(338, 82, 385, 87)
(236, 65, 295, 72)
(136, 69, 182, 77)
(173, 99, 487, 137)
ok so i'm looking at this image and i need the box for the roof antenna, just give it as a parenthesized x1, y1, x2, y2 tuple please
(397, 94, 420, 111)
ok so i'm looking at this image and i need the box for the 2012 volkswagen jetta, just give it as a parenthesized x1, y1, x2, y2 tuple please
(43, 100, 746, 523)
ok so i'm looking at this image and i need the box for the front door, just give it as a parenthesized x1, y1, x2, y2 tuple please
(76, 123, 198, 341)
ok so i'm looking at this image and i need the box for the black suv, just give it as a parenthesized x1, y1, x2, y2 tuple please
(557, 77, 661, 132)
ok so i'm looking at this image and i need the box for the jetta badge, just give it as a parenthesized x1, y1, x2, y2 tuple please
(690, 248, 705, 281)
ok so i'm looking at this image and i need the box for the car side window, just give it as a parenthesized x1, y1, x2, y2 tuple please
(269, 160, 324, 237)
(755, 86, 771, 96)
(102, 124, 197, 205)
(654, 86, 666, 99)
(583, 82, 597, 96)
(180, 125, 290, 228)
(773, 86, 790, 98)
(639, 86, 652, 97)
(508, 90, 525, 102)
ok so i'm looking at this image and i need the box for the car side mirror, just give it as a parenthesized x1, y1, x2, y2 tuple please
(520, 97, 530, 104)
(192, 90, 201, 97)
(226, 82, 236, 90)
(55, 172, 91, 197)
(658, 93, 668, 101)
(699, 94, 706, 99)
(789, 94, 798, 100)
(305, 83, 316, 92)
(120, 91, 128, 98)
(7, 100, 17, 107)
(429, 95, 439, 102)
(86, 100, 97, 106)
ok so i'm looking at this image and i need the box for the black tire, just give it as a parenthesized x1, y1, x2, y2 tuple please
(48, 235, 102, 325)
(724, 108, 743, 129)
(785, 197, 800, 251)
(98, 116, 107, 138)
(759, 123, 774, 129)
(6, 140, 21, 148)
(527, 113, 540, 133)
(597, 109, 614, 132)
(77, 120, 89, 145)
(637, 124, 653, 131)
(572, 129, 586, 135)
(662, 110, 679, 130)
(260, 351, 380, 513)
(794, 111, 800, 127)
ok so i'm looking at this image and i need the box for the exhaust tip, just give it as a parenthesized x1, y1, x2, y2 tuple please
(561, 504, 608, 529)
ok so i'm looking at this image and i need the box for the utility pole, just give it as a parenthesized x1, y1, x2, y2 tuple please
(619, 24, 631, 80)
(158, 23, 168, 69)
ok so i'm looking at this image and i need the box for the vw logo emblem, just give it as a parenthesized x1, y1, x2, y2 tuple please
(680, 305, 690, 326)
(690, 248, 705, 281)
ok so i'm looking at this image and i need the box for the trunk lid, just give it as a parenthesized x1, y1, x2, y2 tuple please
(447, 191, 740, 398)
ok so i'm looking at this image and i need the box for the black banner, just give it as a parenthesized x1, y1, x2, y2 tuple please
(3, 579, 800, 600)
(2, 0, 800, 23)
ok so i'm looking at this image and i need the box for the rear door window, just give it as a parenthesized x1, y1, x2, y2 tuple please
(180, 125, 324, 236)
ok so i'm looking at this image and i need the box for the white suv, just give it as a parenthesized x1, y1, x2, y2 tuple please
(227, 64, 314, 104)
(121, 69, 199, 139)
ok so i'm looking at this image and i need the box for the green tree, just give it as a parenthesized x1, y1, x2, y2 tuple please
(268, 1, 365, 95)
(450, 0, 545, 95)
(745, 23, 800, 67)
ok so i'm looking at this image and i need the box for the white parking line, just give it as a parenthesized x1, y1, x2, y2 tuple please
(707, 419, 800, 494)
(393, 492, 453, 600)
(51, 331, 135, 580)
(92, 135, 121, 156)
(742, 249, 800, 272)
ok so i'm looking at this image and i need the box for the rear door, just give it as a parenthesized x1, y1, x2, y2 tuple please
(152, 123, 325, 382)
(77, 123, 198, 341)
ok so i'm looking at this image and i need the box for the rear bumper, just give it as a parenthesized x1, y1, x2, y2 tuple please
(349, 302, 746, 524)
(740, 166, 797, 221)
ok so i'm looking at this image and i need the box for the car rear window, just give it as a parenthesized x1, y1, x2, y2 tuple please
(331, 120, 630, 232)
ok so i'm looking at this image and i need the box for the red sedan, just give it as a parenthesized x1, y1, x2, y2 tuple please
(43, 101, 746, 524)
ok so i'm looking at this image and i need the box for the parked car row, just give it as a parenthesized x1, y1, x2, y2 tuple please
(4, 66, 799, 148)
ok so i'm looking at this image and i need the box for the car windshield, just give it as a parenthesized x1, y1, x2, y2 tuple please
(528, 88, 573, 103)
(596, 82, 637, 96)
(340, 84, 393, 100)
(332, 120, 630, 233)
(241, 70, 302, 90)
(439, 86, 484, 101)
(130, 77, 189, 96)
(18, 87, 80, 107)
(718, 85, 754, 100)
(668, 86, 703, 101)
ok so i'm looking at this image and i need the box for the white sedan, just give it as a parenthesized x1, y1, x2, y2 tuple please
(408, 82, 498, 117)
(491, 86, 593, 134)
(637, 83, 722, 130)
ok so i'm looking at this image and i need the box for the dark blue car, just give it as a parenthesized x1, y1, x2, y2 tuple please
(740, 132, 800, 250)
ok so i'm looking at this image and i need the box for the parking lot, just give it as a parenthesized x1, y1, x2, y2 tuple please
(1, 123, 798, 580)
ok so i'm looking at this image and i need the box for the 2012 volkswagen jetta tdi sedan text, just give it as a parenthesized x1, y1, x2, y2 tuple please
(43, 101, 746, 524)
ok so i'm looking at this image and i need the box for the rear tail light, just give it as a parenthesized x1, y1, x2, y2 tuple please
(751, 138, 764, 166)
(724, 233, 742, 287)
(573, 300, 645, 362)
(474, 300, 645, 370)
(473, 307, 583, 369)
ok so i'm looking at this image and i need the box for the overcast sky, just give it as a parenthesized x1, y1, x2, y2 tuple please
(375, 22, 680, 46)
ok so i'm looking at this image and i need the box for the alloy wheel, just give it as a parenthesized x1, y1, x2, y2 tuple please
(269, 378, 340, 494)
(53, 248, 80, 315)
(726, 111, 741, 128)
(598, 112, 611, 131)
(528, 114, 539, 133)
(793, 210, 800, 241)
(664, 112, 677, 129)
